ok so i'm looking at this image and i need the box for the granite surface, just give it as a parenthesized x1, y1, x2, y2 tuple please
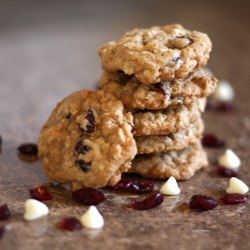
(0, 1, 250, 249)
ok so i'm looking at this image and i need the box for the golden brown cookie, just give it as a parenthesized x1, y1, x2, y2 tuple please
(129, 142, 208, 180)
(136, 118, 204, 154)
(100, 69, 217, 110)
(99, 24, 212, 84)
(38, 90, 137, 189)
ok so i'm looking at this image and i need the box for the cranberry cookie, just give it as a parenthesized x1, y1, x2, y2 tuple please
(100, 69, 217, 110)
(129, 142, 208, 180)
(133, 98, 206, 136)
(99, 24, 212, 84)
(38, 90, 137, 190)
(136, 118, 204, 154)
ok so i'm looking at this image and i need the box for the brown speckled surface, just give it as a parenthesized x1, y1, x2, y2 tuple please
(1, 1, 250, 249)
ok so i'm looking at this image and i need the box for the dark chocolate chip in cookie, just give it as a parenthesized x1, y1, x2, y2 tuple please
(75, 141, 91, 154)
(85, 109, 95, 133)
(77, 159, 91, 173)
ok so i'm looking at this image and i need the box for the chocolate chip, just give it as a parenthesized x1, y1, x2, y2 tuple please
(75, 141, 91, 154)
(77, 160, 91, 173)
(117, 71, 133, 84)
(85, 109, 95, 133)
(65, 113, 72, 119)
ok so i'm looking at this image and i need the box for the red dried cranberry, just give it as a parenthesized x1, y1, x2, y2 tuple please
(216, 102, 236, 112)
(190, 195, 217, 211)
(77, 160, 91, 172)
(205, 100, 215, 111)
(72, 188, 106, 205)
(221, 193, 248, 204)
(75, 141, 91, 154)
(217, 166, 238, 177)
(111, 179, 154, 194)
(0, 226, 5, 239)
(18, 143, 38, 156)
(202, 134, 225, 148)
(29, 186, 53, 201)
(57, 217, 82, 231)
(0, 204, 10, 220)
(128, 192, 164, 210)
(85, 109, 95, 133)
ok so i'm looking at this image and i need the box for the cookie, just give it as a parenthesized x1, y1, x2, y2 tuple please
(99, 24, 212, 84)
(99, 69, 217, 110)
(129, 142, 208, 180)
(136, 118, 204, 154)
(133, 98, 205, 136)
(38, 90, 137, 189)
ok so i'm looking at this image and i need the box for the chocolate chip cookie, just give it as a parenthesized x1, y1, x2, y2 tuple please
(99, 69, 217, 110)
(38, 90, 137, 190)
(133, 98, 205, 136)
(136, 118, 204, 154)
(129, 142, 208, 180)
(99, 24, 212, 84)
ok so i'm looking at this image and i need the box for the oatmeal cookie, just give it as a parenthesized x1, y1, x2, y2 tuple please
(38, 90, 137, 189)
(99, 69, 217, 110)
(99, 24, 212, 84)
(133, 98, 206, 136)
(129, 142, 208, 180)
(136, 118, 204, 154)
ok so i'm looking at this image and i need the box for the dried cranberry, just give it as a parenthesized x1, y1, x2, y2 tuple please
(75, 141, 91, 154)
(217, 166, 238, 177)
(128, 192, 164, 210)
(29, 186, 53, 201)
(85, 109, 95, 133)
(72, 188, 106, 205)
(111, 179, 154, 194)
(117, 71, 133, 84)
(0, 204, 10, 220)
(154, 82, 170, 97)
(205, 99, 215, 111)
(221, 193, 248, 204)
(190, 195, 217, 211)
(0, 226, 5, 239)
(18, 143, 38, 156)
(202, 134, 225, 148)
(77, 160, 91, 172)
(57, 217, 82, 231)
(216, 102, 236, 112)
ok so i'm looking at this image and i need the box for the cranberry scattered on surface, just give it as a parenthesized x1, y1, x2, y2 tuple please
(57, 217, 82, 231)
(190, 195, 218, 211)
(0, 226, 5, 239)
(202, 134, 225, 148)
(0, 204, 10, 220)
(111, 179, 154, 194)
(72, 188, 106, 205)
(18, 143, 38, 156)
(85, 109, 95, 133)
(217, 166, 238, 178)
(128, 192, 164, 210)
(221, 193, 248, 204)
(29, 186, 53, 201)
(216, 102, 236, 112)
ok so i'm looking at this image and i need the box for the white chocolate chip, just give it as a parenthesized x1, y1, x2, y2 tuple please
(226, 177, 249, 194)
(80, 206, 104, 229)
(160, 176, 181, 195)
(218, 149, 241, 170)
(24, 199, 49, 221)
(212, 79, 234, 102)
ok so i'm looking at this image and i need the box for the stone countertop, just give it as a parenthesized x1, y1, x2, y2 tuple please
(0, 1, 250, 249)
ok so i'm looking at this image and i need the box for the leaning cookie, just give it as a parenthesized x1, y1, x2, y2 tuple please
(99, 24, 212, 84)
(129, 142, 208, 180)
(38, 90, 137, 190)
(136, 118, 204, 154)
(133, 98, 205, 136)
(100, 69, 217, 110)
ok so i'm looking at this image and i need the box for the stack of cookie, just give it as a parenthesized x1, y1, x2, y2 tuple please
(99, 24, 218, 180)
